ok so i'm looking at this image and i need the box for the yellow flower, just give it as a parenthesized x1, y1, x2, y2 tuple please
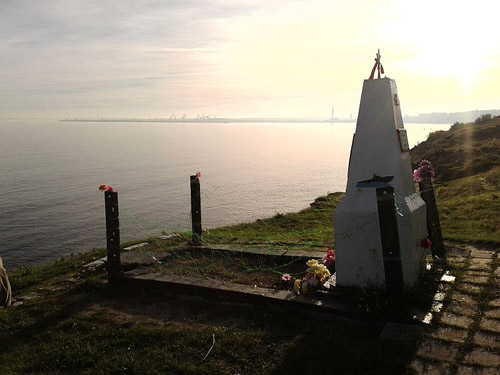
(306, 259, 319, 267)
(293, 279, 301, 294)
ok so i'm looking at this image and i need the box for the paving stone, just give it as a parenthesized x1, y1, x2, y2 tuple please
(458, 283, 484, 295)
(454, 292, 479, 306)
(484, 309, 500, 320)
(430, 326, 468, 343)
(448, 245, 473, 257)
(493, 278, 500, 288)
(416, 339, 459, 362)
(447, 257, 466, 266)
(470, 250, 496, 259)
(410, 358, 450, 375)
(470, 258, 493, 266)
(447, 300, 481, 317)
(468, 259, 493, 271)
(480, 318, 500, 333)
(448, 293, 481, 316)
(440, 312, 474, 329)
(462, 276, 490, 285)
(463, 349, 500, 367)
(464, 270, 491, 277)
(489, 299, 500, 308)
(456, 365, 500, 375)
(473, 331, 500, 350)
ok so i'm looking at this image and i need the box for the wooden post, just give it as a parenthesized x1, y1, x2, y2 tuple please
(376, 187, 407, 322)
(104, 191, 121, 277)
(190, 175, 202, 244)
(418, 182, 445, 259)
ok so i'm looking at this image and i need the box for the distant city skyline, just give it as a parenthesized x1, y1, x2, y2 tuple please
(1, 1, 499, 119)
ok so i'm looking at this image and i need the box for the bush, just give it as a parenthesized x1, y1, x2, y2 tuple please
(475, 114, 492, 124)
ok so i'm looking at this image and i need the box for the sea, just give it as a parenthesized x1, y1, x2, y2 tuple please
(0, 119, 451, 270)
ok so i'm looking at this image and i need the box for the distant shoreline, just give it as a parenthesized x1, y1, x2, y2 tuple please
(61, 117, 355, 124)
(60, 109, 500, 124)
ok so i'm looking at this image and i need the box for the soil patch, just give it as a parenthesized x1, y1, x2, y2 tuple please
(151, 247, 317, 290)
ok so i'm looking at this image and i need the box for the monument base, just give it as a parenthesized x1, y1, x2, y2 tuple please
(334, 189, 427, 287)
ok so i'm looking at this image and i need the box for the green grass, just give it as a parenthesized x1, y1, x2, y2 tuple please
(201, 192, 343, 248)
(435, 167, 500, 244)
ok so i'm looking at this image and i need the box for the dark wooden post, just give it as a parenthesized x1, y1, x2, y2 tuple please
(104, 191, 121, 277)
(376, 187, 407, 322)
(419, 182, 445, 259)
(190, 175, 202, 244)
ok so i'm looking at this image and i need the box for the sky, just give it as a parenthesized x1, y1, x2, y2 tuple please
(1, 0, 499, 119)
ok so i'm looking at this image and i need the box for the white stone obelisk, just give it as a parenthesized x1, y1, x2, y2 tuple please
(334, 76, 427, 287)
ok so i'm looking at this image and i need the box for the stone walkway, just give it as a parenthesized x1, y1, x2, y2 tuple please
(410, 244, 500, 375)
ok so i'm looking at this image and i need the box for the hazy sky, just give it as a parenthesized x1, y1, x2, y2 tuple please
(1, 0, 499, 119)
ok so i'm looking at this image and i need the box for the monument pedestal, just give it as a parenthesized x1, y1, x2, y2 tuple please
(334, 78, 427, 287)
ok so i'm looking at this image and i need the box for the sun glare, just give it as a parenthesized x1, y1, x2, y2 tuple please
(388, 0, 499, 91)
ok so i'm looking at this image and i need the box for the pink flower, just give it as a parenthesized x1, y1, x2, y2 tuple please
(421, 238, 432, 250)
(413, 160, 434, 183)
(281, 274, 292, 282)
(413, 169, 423, 183)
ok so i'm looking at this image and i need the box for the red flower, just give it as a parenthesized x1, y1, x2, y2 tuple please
(324, 249, 336, 267)
(99, 184, 114, 192)
(421, 238, 432, 250)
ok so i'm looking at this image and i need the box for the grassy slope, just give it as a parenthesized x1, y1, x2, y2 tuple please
(202, 193, 343, 248)
(435, 166, 500, 243)
(411, 115, 500, 181)
(410, 115, 500, 244)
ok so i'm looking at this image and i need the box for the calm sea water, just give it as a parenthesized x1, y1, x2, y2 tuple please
(0, 119, 450, 270)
